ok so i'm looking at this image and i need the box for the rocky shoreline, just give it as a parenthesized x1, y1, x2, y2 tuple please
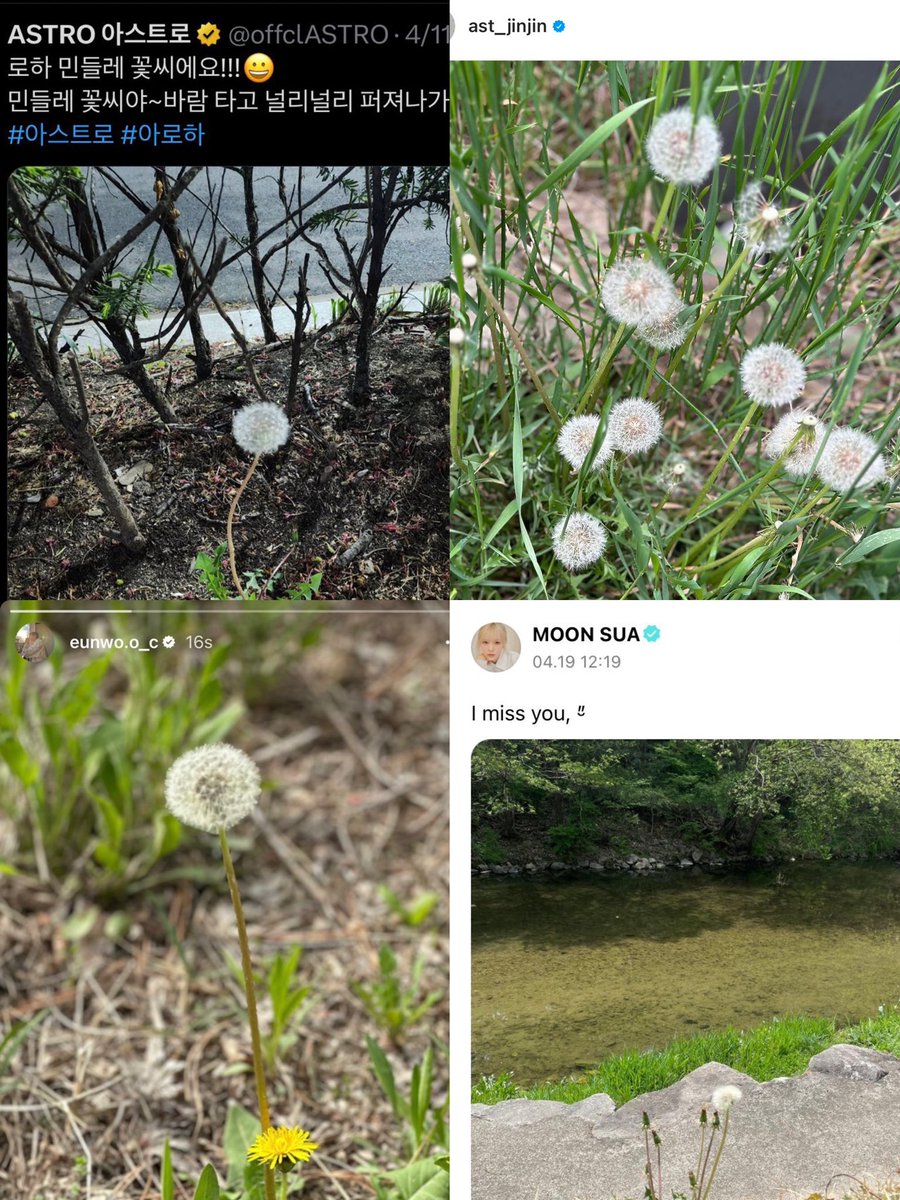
(473, 848, 730, 876)
(472, 1046, 900, 1200)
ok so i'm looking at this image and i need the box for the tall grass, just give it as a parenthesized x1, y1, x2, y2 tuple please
(451, 61, 900, 598)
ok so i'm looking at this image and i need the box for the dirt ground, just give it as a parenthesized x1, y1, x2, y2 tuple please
(7, 317, 448, 600)
(0, 610, 449, 1199)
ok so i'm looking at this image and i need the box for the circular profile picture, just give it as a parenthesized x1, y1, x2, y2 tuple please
(14, 622, 55, 664)
(472, 622, 521, 673)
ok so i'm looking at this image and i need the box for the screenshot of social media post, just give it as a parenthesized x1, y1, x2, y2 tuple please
(451, 599, 900, 1200)
(4, 4, 450, 601)
(449, 56, 899, 600)
(0, 600, 448, 1199)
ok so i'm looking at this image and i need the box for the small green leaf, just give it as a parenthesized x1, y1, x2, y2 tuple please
(409, 894, 439, 926)
(0, 1012, 47, 1076)
(616, 496, 651, 578)
(0, 737, 39, 787)
(193, 700, 244, 747)
(838, 528, 900, 565)
(152, 810, 182, 861)
(161, 1140, 174, 1200)
(61, 906, 100, 942)
(104, 911, 131, 940)
(223, 1103, 260, 1187)
(384, 1158, 450, 1200)
(193, 1164, 220, 1200)
(525, 96, 655, 201)
(366, 1035, 400, 1115)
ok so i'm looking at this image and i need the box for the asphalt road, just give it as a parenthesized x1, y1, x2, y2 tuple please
(9, 165, 449, 316)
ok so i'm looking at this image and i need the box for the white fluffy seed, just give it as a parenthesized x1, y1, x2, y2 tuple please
(601, 260, 678, 328)
(816, 427, 887, 491)
(165, 744, 261, 833)
(606, 397, 663, 456)
(646, 109, 722, 186)
(763, 412, 824, 479)
(740, 344, 806, 408)
(551, 512, 608, 572)
(232, 402, 291, 456)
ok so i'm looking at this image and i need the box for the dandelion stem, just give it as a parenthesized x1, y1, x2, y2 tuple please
(473, 272, 560, 429)
(226, 453, 260, 600)
(450, 345, 463, 471)
(696, 1117, 717, 1196)
(696, 528, 777, 575)
(693, 1121, 707, 1200)
(650, 245, 752, 404)
(451, 188, 508, 410)
(576, 324, 629, 416)
(651, 183, 675, 243)
(451, 184, 557, 428)
(700, 1109, 732, 1200)
(697, 483, 833, 580)
(666, 403, 760, 554)
(681, 428, 805, 566)
(218, 828, 277, 1200)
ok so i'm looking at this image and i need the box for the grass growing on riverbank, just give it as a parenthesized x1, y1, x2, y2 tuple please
(472, 1005, 900, 1106)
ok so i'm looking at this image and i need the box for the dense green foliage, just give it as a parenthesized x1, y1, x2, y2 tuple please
(472, 1004, 900, 1106)
(472, 740, 900, 860)
(451, 61, 900, 598)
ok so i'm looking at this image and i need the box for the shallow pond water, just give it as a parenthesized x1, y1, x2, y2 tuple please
(472, 861, 900, 1085)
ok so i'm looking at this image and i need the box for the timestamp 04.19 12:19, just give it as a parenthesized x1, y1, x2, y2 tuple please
(532, 655, 622, 669)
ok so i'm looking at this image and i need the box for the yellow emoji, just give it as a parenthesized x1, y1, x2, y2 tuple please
(243, 53, 274, 84)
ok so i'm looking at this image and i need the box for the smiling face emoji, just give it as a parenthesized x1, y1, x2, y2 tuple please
(243, 53, 274, 83)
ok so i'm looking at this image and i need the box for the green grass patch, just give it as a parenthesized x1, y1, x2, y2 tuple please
(472, 1005, 900, 1106)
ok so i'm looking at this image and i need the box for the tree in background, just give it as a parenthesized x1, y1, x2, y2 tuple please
(301, 166, 449, 404)
(7, 166, 201, 423)
(471, 740, 900, 861)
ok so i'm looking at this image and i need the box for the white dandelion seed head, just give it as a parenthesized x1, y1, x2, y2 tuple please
(816, 427, 887, 492)
(646, 109, 722, 187)
(551, 512, 608, 572)
(740, 344, 806, 408)
(461, 252, 479, 272)
(711, 1085, 743, 1112)
(449, 327, 466, 348)
(607, 397, 663, 456)
(734, 182, 790, 256)
(636, 300, 690, 352)
(165, 744, 261, 833)
(601, 260, 678, 328)
(232, 402, 291, 456)
(556, 415, 614, 472)
(655, 457, 696, 495)
(763, 411, 824, 479)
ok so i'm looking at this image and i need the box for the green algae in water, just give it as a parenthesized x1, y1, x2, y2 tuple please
(471, 861, 900, 1086)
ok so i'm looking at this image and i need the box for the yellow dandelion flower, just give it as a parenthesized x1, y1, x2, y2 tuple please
(247, 1125, 319, 1170)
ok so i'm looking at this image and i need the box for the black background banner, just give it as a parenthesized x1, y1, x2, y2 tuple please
(3, 2, 450, 167)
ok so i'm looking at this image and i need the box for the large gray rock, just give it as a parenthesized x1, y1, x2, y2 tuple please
(472, 1053, 900, 1199)
(472, 1092, 616, 1128)
(567, 1093, 616, 1123)
(472, 1098, 569, 1126)
(594, 1062, 756, 1139)
(809, 1043, 893, 1082)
